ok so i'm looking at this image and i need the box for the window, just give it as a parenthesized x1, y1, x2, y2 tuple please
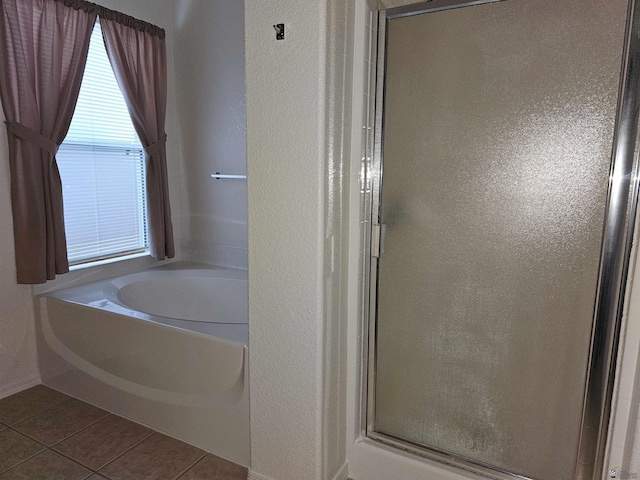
(57, 19, 148, 265)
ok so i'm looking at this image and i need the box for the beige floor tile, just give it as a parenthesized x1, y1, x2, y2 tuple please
(54, 414, 154, 470)
(178, 454, 247, 480)
(0, 385, 69, 426)
(99, 433, 205, 480)
(14, 398, 108, 446)
(0, 450, 90, 480)
(0, 430, 45, 473)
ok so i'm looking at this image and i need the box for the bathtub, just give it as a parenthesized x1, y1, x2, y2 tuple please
(34, 264, 250, 466)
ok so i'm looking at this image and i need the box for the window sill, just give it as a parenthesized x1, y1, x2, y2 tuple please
(69, 250, 151, 271)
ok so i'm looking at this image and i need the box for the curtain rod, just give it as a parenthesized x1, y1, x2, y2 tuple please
(54, 0, 166, 39)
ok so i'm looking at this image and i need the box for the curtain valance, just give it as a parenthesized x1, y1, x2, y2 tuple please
(56, 0, 165, 39)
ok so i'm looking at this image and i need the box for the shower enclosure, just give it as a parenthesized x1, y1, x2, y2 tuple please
(364, 0, 640, 479)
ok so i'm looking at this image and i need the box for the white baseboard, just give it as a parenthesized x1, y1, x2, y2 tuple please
(0, 376, 40, 400)
(332, 463, 349, 480)
(247, 471, 275, 480)
(248, 464, 349, 480)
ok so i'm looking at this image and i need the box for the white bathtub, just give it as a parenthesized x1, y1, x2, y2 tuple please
(35, 264, 250, 466)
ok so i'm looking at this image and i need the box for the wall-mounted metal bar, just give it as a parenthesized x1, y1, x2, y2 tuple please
(210, 172, 247, 180)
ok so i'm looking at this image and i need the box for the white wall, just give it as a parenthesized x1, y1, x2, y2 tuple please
(245, 0, 353, 478)
(0, 110, 39, 398)
(245, 2, 326, 477)
(173, 0, 247, 270)
(0, 0, 180, 394)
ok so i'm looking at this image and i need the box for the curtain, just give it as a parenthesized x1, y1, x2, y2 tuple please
(0, 0, 96, 284)
(100, 18, 174, 260)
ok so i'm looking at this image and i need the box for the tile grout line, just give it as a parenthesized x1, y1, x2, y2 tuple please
(4, 407, 111, 470)
(0, 428, 97, 478)
(1, 427, 242, 480)
(95, 431, 159, 477)
(0, 446, 46, 476)
(49, 421, 156, 475)
(171, 451, 208, 480)
(2, 396, 73, 428)
(47, 446, 100, 474)
(49, 410, 113, 449)
(3, 425, 49, 447)
(43, 446, 97, 476)
(5, 424, 49, 448)
(0, 390, 214, 479)
(1, 392, 232, 480)
(8, 411, 106, 450)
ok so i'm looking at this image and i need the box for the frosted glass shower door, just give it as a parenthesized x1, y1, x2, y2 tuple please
(372, 1, 629, 479)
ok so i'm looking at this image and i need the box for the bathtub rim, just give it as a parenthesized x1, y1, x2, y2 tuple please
(39, 263, 248, 346)
(103, 268, 248, 325)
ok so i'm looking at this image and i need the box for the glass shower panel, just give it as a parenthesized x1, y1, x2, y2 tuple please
(373, 1, 628, 479)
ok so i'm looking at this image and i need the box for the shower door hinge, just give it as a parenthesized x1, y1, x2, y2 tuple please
(372, 224, 386, 258)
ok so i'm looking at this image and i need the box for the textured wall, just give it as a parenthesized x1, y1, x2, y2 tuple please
(0, 108, 39, 398)
(245, 1, 325, 478)
(245, 0, 352, 479)
(173, 0, 248, 270)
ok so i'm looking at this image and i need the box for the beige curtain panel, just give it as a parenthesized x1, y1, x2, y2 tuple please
(0, 0, 96, 284)
(0, 0, 173, 284)
(101, 18, 175, 260)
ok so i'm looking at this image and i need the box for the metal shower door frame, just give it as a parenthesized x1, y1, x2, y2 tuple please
(361, 0, 640, 479)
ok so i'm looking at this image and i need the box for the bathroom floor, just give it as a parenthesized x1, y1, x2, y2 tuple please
(0, 385, 247, 479)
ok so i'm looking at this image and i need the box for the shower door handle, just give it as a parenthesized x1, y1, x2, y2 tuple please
(372, 224, 387, 258)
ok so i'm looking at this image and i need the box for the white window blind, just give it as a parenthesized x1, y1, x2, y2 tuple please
(57, 19, 148, 265)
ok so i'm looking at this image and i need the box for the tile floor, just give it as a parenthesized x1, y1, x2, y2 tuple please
(0, 385, 247, 479)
